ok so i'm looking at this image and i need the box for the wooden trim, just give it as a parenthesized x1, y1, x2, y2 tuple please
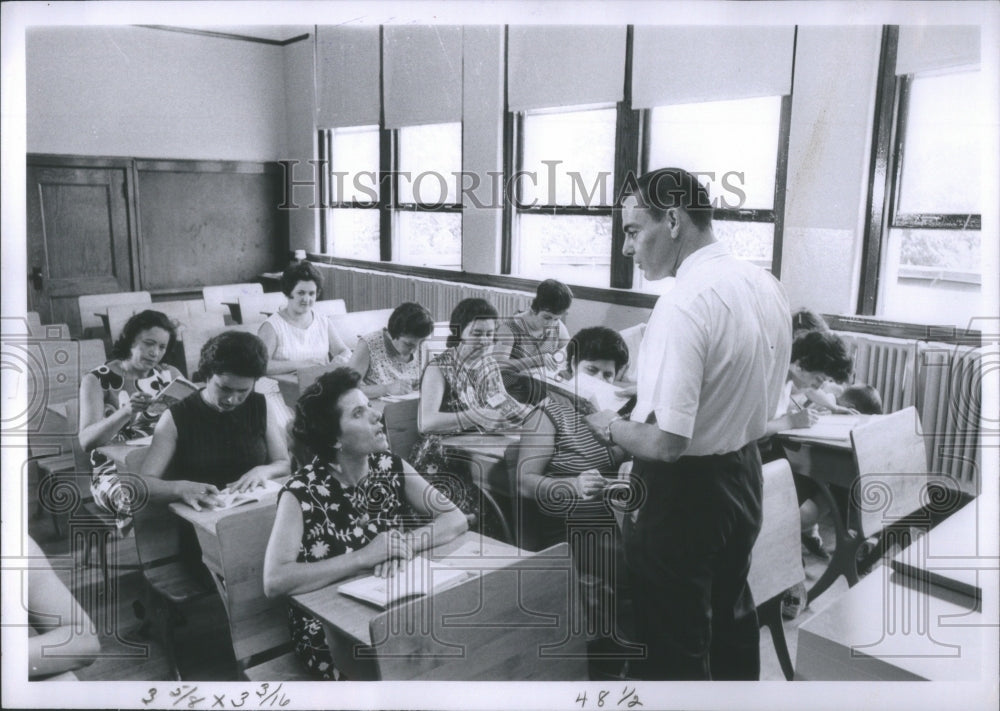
(824, 314, 981, 347)
(378, 27, 393, 263)
(713, 209, 777, 223)
(126, 162, 142, 291)
(611, 25, 640, 290)
(26, 154, 133, 169)
(500, 25, 514, 275)
(134, 159, 276, 174)
(770, 86, 794, 279)
(858, 25, 900, 316)
(136, 25, 310, 47)
(891, 214, 982, 230)
(516, 205, 614, 216)
(306, 254, 659, 309)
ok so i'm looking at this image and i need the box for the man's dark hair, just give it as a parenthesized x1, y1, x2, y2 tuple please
(631, 168, 714, 230)
(791, 330, 853, 383)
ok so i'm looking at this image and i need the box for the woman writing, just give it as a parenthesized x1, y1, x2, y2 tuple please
(347, 301, 434, 399)
(140, 331, 290, 509)
(258, 262, 350, 376)
(262, 368, 467, 679)
(495, 279, 572, 372)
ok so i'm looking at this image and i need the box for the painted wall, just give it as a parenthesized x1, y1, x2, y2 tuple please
(282, 34, 320, 252)
(26, 26, 288, 160)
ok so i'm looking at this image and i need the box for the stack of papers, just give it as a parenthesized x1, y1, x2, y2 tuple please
(778, 414, 862, 441)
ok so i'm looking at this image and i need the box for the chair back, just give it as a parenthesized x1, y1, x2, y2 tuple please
(368, 542, 587, 680)
(312, 299, 348, 319)
(328, 308, 394, 350)
(749, 458, 805, 604)
(382, 398, 420, 463)
(202, 283, 264, 322)
(106, 300, 207, 343)
(237, 293, 288, 325)
(180, 324, 258, 380)
(78, 292, 151, 335)
(78, 339, 108, 373)
(215, 504, 291, 669)
(850, 406, 930, 539)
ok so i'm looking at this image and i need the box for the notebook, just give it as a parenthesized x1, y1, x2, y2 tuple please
(778, 414, 863, 442)
(209, 478, 283, 510)
(337, 554, 475, 608)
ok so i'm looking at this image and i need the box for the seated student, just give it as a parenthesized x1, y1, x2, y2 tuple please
(80, 309, 183, 531)
(258, 262, 351, 376)
(347, 301, 434, 399)
(791, 307, 830, 336)
(837, 383, 883, 415)
(140, 331, 291, 509)
(262, 368, 467, 680)
(495, 279, 572, 372)
(412, 298, 533, 538)
(27, 536, 101, 679)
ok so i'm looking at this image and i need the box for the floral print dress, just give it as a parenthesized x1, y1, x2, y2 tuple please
(281, 452, 412, 680)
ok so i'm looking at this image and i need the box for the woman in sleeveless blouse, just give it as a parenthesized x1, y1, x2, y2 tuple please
(495, 279, 573, 372)
(262, 367, 466, 679)
(348, 301, 434, 399)
(258, 262, 350, 375)
(79, 310, 183, 530)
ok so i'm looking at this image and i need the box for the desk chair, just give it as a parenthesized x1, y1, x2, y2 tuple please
(328, 308, 394, 350)
(214, 506, 310, 681)
(311, 298, 348, 319)
(202, 283, 263, 324)
(748, 458, 805, 681)
(236, 293, 288, 325)
(368, 542, 588, 680)
(78, 292, 151, 339)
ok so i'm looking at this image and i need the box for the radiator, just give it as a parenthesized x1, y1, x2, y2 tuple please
(837, 332, 916, 413)
(314, 263, 533, 321)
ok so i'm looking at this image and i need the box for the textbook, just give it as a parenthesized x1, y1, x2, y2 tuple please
(120, 376, 200, 440)
(337, 555, 475, 608)
(210, 478, 283, 510)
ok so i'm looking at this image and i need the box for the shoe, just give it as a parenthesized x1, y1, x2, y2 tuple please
(801, 531, 830, 560)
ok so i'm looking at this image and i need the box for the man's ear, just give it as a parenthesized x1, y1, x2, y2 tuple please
(666, 207, 682, 239)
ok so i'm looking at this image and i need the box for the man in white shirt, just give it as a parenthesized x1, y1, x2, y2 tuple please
(587, 168, 791, 680)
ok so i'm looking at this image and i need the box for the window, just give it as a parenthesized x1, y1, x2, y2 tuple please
(876, 69, 984, 325)
(638, 95, 787, 292)
(393, 122, 462, 269)
(510, 106, 617, 287)
(322, 125, 381, 260)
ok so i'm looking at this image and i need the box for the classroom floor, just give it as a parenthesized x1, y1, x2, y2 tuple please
(28, 501, 844, 682)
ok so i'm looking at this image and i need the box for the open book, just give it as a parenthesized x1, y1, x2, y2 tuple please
(778, 414, 864, 442)
(121, 376, 200, 441)
(210, 478, 283, 510)
(338, 554, 476, 608)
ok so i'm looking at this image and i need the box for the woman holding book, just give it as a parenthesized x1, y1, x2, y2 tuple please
(262, 367, 467, 680)
(80, 309, 184, 529)
(140, 331, 290, 510)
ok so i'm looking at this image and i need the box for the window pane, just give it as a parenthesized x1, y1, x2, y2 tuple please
(397, 123, 462, 205)
(898, 227, 981, 274)
(713, 220, 774, 269)
(515, 213, 612, 287)
(647, 96, 782, 210)
(395, 211, 462, 269)
(331, 126, 380, 203)
(327, 208, 380, 260)
(897, 70, 983, 215)
(520, 107, 617, 207)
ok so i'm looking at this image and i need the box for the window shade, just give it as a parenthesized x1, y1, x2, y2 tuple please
(895, 25, 980, 75)
(507, 26, 626, 112)
(382, 25, 463, 129)
(632, 26, 795, 108)
(315, 25, 381, 128)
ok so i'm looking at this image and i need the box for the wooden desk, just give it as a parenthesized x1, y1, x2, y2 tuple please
(94, 442, 150, 474)
(795, 501, 992, 681)
(221, 301, 242, 324)
(292, 535, 588, 680)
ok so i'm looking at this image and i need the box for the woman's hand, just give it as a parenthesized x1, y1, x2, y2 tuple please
(789, 408, 820, 429)
(174, 481, 222, 511)
(574, 469, 608, 500)
(229, 466, 272, 493)
(129, 391, 153, 413)
(367, 530, 414, 577)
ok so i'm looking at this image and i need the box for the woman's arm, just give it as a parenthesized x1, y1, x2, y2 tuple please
(399, 460, 468, 552)
(326, 318, 351, 364)
(78, 373, 133, 451)
(228, 398, 293, 492)
(27, 538, 100, 679)
(417, 364, 467, 433)
(262, 493, 413, 598)
(348, 340, 408, 398)
(139, 411, 221, 509)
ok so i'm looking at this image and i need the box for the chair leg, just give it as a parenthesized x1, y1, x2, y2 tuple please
(759, 597, 794, 681)
(151, 595, 184, 681)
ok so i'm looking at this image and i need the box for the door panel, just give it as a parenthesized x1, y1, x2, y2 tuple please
(26, 163, 134, 335)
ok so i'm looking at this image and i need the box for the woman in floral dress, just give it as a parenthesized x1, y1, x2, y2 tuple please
(262, 367, 467, 680)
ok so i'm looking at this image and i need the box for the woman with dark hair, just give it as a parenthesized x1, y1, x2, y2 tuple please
(496, 279, 573, 371)
(262, 367, 467, 679)
(258, 261, 350, 375)
(79, 309, 182, 528)
(140, 331, 290, 509)
(347, 301, 434, 398)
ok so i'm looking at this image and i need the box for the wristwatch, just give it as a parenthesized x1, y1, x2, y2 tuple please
(605, 414, 624, 444)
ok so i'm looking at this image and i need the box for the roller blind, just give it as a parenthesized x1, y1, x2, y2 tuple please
(895, 25, 980, 75)
(315, 25, 381, 127)
(382, 25, 463, 128)
(632, 26, 795, 108)
(507, 25, 626, 112)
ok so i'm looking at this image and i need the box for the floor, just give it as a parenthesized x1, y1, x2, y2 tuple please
(29, 491, 846, 682)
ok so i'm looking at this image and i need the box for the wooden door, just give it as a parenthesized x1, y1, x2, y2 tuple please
(26, 160, 136, 335)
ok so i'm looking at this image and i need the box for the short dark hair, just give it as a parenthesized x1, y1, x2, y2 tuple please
(791, 330, 853, 383)
(292, 367, 362, 459)
(567, 327, 629, 375)
(791, 308, 830, 337)
(530, 279, 573, 315)
(194, 331, 268, 381)
(110, 309, 178, 360)
(446, 298, 498, 349)
(837, 384, 883, 415)
(631, 168, 714, 230)
(280, 261, 324, 298)
(387, 302, 434, 340)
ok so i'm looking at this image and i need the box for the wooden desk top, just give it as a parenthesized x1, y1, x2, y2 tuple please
(94, 442, 150, 474)
(169, 488, 281, 537)
(440, 433, 520, 460)
(292, 533, 522, 647)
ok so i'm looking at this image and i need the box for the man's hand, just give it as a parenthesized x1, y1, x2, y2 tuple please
(584, 410, 620, 446)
